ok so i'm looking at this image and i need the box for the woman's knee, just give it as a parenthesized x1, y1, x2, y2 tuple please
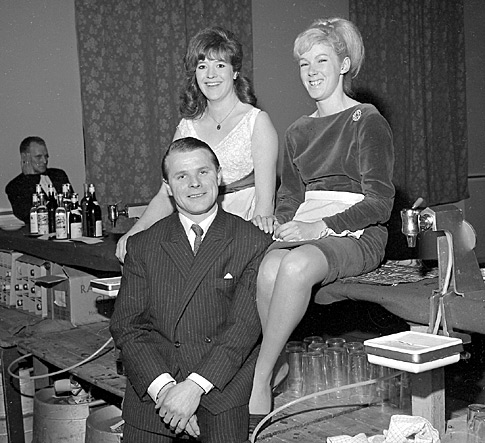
(257, 251, 286, 287)
(278, 247, 329, 284)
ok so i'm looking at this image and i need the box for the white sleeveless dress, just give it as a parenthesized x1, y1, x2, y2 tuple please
(177, 107, 260, 220)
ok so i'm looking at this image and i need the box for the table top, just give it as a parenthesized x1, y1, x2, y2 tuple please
(17, 319, 125, 398)
(0, 304, 43, 347)
(0, 227, 121, 274)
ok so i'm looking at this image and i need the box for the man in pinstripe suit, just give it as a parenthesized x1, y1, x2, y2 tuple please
(110, 137, 272, 443)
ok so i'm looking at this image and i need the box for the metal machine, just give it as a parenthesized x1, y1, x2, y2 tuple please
(401, 203, 485, 338)
(107, 203, 148, 228)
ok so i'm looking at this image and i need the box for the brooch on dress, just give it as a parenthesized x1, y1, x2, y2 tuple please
(352, 109, 362, 122)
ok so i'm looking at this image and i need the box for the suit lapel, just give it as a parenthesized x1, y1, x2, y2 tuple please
(164, 211, 234, 324)
(160, 216, 194, 279)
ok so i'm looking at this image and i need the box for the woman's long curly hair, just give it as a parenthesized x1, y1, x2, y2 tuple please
(180, 26, 257, 119)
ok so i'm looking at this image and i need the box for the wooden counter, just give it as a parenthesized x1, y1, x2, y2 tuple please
(0, 227, 121, 274)
(17, 320, 125, 399)
(315, 269, 485, 335)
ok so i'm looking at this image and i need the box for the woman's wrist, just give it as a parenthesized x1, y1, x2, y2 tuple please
(318, 220, 329, 238)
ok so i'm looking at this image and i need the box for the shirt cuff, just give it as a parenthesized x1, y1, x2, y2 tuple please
(187, 373, 213, 394)
(147, 373, 176, 403)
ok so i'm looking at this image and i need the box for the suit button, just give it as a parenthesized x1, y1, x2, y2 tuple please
(174, 341, 181, 348)
(204, 337, 212, 343)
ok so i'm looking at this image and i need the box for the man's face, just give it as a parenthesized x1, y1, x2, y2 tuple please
(24, 142, 49, 174)
(165, 148, 221, 222)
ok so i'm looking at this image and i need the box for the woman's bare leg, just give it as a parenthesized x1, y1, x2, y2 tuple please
(249, 245, 329, 414)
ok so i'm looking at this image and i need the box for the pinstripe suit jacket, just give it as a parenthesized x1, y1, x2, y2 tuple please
(110, 208, 272, 434)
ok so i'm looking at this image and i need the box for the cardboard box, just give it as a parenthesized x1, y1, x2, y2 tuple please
(14, 255, 50, 317)
(35, 264, 110, 326)
(0, 249, 22, 306)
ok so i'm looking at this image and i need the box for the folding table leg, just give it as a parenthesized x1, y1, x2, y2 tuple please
(1, 347, 25, 443)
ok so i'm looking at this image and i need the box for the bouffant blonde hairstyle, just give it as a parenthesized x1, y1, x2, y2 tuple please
(294, 18, 365, 95)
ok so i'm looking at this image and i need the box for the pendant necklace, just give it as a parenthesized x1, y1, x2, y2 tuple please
(208, 100, 239, 130)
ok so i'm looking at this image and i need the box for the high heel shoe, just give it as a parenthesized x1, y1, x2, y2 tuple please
(249, 413, 271, 434)
(271, 361, 289, 393)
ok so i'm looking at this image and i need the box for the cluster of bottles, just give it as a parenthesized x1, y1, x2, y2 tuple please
(29, 183, 103, 240)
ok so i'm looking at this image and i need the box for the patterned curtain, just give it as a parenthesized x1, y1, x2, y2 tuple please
(349, 0, 469, 258)
(74, 0, 253, 232)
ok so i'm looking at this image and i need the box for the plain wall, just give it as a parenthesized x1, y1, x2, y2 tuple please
(0, 0, 85, 213)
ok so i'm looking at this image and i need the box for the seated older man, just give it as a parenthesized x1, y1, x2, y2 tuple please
(5, 136, 71, 224)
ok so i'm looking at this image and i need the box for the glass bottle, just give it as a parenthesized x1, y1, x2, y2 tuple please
(36, 191, 49, 235)
(55, 195, 68, 240)
(87, 184, 103, 237)
(29, 193, 39, 235)
(80, 183, 90, 236)
(46, 184, 58, 233)
(62, 183, 72, 213)
(69, 193, 83, 239)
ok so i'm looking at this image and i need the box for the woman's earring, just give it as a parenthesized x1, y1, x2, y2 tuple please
(234, 72, 239, 80)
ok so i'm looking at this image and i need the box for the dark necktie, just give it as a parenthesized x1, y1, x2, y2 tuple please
(191, 224, 204, 256)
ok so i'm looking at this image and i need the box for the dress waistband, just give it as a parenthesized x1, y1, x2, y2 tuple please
(219, 171, 255, 194)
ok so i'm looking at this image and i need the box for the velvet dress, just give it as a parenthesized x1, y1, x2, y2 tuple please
(272, 104, 395, 283)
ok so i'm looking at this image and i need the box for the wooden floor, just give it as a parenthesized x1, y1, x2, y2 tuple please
(251, 384, 469, 442)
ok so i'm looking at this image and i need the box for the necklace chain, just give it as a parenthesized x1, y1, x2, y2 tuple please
(207, 100, 239, 130)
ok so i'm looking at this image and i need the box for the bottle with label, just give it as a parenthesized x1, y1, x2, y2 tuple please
(62, 183, 72, 213)
(55, 195, 68, 239)
(80, 183, 90, 236)
(36, 184, 46, 204)
(36, 191, 49, 235)
(69, 193, 83, 239)
(29, 193, 39, 235)
(46, 184, 58, 233)
(87, 184, 103, 237)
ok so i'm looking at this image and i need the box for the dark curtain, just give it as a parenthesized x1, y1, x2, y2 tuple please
(349, 0, 469, 258)
(74, 0, 253, 232)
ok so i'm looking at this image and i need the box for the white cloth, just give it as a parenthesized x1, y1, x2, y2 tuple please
(384, 415, 440, 443)
(293, 190, 365, 238)
(327, 433, 370, 443)
(39, 174, 53, 196)
(326, 415, 440, 443)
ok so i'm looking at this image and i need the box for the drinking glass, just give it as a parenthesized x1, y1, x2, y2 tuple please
(467, 404, 485, 442)
(324, 347, 348, 399)
(308, 342, 328, 353)
(302, 350, 325, 398)
(348, 350, 370, 403)
(285, 341, 305, 397)
(468, 412, 485, 443)
(303, 335, 324, 350)
(343, 341, 364, 354)
(326, 337, 346, 348)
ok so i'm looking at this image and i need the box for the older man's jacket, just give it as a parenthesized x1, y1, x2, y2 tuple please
(110, 208, 272, 434)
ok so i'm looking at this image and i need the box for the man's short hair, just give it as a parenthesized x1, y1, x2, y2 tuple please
(162, 137, 220, 180)
(20, 136, 46, 154)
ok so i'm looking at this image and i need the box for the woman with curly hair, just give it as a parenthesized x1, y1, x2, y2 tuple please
(116, 26, 278, 261)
